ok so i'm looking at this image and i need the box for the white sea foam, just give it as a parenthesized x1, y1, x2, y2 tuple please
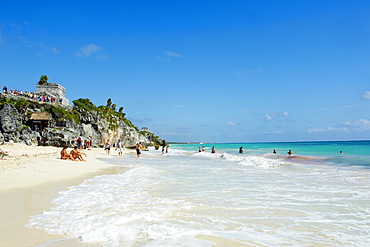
(193, 151, 284, 168)
(29, 147, 370, 246)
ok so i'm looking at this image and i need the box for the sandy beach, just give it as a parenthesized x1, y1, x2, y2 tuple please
(0, 144, 126, 247)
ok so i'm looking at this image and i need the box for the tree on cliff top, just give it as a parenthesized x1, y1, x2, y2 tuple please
(72, 98, 97, 112)
(106, 98, 112, 107)
(38, 75, 48, 85)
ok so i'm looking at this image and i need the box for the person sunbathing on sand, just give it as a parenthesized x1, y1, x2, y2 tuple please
(61, 146, 77, 161)
(70, 146, 87, 161)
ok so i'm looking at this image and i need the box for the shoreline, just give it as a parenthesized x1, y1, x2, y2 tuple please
(0, 144, 130, 247)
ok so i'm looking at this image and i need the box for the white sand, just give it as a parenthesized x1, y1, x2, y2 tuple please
(0, 143, 131, 247)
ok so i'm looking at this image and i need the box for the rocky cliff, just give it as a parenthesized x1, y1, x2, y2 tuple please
(0, 96, 162, 148)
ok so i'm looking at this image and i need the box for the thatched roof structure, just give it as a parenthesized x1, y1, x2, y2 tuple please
(30, 112, 51, 121)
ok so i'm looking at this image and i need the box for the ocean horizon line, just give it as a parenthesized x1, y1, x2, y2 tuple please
(169, 139, 370, 145)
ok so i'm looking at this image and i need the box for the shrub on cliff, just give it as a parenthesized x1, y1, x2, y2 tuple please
(73, 98, 97, 112)
(49, 105, 80, 124)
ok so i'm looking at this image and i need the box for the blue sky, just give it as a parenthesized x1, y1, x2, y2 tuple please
(1, 0, 370, 143)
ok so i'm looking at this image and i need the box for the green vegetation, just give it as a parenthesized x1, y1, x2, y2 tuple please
(14, 98, 29, 114)
(0, 97, 15, 108)
(73, 98, 139, 132)
(1, 94, 148, 139)
(0, 97, 29, 115)
(38, 75, 48, 85)
(72, 98, 98, 112)
(49, 105, 80, 124)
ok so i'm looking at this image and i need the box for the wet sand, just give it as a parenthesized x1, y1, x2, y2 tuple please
(0, 144, 129, 247)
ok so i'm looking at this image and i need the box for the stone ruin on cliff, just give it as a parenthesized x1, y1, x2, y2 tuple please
(36, 82, 70, 106)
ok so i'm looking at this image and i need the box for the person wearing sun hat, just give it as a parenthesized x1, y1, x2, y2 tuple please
(87, 135, 93, 150)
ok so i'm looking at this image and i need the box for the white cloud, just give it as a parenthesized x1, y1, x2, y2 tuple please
(354, 119, 370, 129)
(307, 127, 332, 133)
(171, 104, 183, 109)
(363, 91, 370, 100)
(164, 50, 183, 58)
(227, 121, 237, 126)
(265, 114, 273, 121)
(307, 119, 370, 134)
(76, 44, 101, 57)
(49, 47, 59, 53)
(318, 105, 357, 110)
(158, 51, 183, 62)
(263, 112, 290, 121)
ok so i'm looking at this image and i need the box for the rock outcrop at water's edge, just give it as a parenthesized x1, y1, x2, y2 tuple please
(0, 97, 162, 148)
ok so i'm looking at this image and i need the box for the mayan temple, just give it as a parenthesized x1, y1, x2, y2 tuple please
(36, 82, 70, 106)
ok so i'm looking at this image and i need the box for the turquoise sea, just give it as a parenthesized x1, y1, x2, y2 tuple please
(29, 141, 370, 246)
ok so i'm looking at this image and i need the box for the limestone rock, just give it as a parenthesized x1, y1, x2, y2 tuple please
(0, 104, 22, 133)
(41, 128, 77, 147)
(19, 126, 40, 145)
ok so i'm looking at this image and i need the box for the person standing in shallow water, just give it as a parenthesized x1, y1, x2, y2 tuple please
(136, 142, 142, 158)
(116, 139, 123, 156)
(273, 149, 277, 154)
(287, 150, 293, 155)
(105, 140, 111, 155)
(239, 147, 243, 153)
(211, 147, 216, 153)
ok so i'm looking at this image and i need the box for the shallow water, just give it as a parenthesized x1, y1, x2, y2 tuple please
(29, 141, 370, 246)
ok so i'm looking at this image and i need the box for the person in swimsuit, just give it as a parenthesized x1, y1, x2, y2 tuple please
(61, 146, 77, 161)
(70, 146, 87, 161)
(105, 140, 111, 155)
(136, 142, 142, 158)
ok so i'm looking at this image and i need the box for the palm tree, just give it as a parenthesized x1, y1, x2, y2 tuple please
(38, 75, 48, 85)
(106, 98, 112, 107)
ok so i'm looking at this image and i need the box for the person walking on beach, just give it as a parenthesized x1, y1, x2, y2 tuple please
(87, 135, 92, 150)
(116, 139, 123, 156)
(166, 146, 169, 153)
(105, 140, 111, 155)
(136, 142, 142, 158)
(162, 146, 165, 155)
(77, 135, 83, 150)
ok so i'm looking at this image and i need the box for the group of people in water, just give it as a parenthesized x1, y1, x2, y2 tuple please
(104, 139, 129, 156)
(198, 146, 217, 153)
(199, 146, 295, 156)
